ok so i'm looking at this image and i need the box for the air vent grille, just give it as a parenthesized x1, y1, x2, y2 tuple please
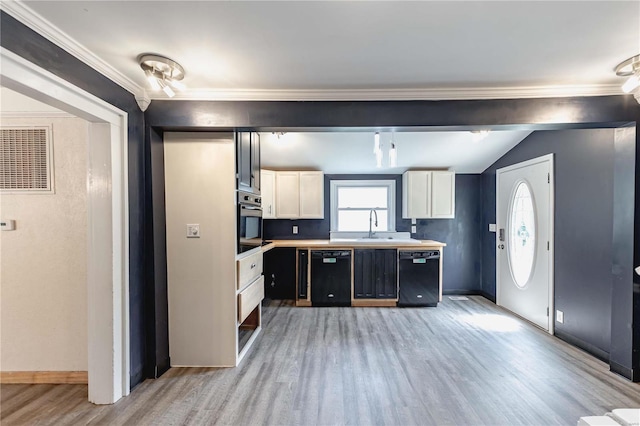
(0, 127, 53, 192)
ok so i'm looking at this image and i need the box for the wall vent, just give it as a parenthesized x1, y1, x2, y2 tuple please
(0, 126, 53, 193)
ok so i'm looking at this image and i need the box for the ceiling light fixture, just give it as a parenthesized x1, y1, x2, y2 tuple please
(139, 54, 186, 98)
(389, 133, 397, 167)
(615, 54, 640, 103)
(373, 132, 398, 168)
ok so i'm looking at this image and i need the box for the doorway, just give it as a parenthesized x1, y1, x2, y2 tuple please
(0, 48, 130, 404)
(496, 154, 554, 333)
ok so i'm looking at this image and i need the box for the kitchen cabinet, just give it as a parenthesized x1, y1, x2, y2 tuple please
(276, 171, 300, 218)
(354, 249, 397, 299)
(236, 132, 260, 193)
(299, 171, 324, 218)
(273, 170, 324, 219)
(261, 169, 276, 219)
(431, 171, 455, 218)
(402, 171, 455, 219)
(263, 247, 296, 299)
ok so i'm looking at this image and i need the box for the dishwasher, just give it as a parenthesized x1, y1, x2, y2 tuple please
(398, 250, 440, 307)
(311, 250, 352, 307)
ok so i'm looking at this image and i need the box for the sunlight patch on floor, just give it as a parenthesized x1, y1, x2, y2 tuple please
(460, 313, 522, 332)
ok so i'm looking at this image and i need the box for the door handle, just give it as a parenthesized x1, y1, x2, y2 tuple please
(499, 228, 505, 242)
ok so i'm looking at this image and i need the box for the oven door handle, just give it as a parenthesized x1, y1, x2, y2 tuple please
(240, 205, 263, 217)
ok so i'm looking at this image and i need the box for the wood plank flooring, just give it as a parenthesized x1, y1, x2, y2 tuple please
(2, 296, 639, 425)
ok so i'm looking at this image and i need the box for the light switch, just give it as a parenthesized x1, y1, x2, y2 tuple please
(411, 225, 417, 234)
(0, 219, 15, 231)
(292, 225, 298, 234)
(186, 224, 200, 238)
(489, 224, 497, 232)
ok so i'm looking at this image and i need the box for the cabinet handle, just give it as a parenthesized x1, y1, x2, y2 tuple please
(269, 205, 272, 214)
(251, 263, 256, 269)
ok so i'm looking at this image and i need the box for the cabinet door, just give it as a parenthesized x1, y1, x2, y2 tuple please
(402, 171, 431, 218)
(251, 133, 260, 192)
(263, 248, 296, 299)
(237, 132, 252, 191)
(299, 171, 324, 218)
(431, 171, 455, 218)
(276, 172, 300, 218)
(354, 250, 376, 298)
(261, 170, 276, 219)
(375, 249, 397, 298)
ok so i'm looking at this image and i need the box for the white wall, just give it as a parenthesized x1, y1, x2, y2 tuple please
(164, 133, 237, 367)
(0, 116, 88, 371)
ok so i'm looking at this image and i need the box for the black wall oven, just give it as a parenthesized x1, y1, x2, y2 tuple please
(237, 190, 263, 255)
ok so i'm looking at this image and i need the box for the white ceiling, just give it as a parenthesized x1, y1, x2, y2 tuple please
(260, 130, 532, 174)
(9, 1, 640, 100)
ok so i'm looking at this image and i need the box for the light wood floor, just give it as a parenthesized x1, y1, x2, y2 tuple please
(2, 296, 639, 425)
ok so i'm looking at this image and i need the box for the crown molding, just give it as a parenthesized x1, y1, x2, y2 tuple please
(158, 84, 624, 102)
(1, 0, 143, 97)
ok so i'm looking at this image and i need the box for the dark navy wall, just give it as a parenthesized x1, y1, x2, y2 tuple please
(264, 173, 482, 292)
(481, 128, 618, 358)
(0, 11, 148, 388)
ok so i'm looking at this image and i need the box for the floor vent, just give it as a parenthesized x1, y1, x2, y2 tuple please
(0, 126, 53, 193)
(448, 296, 469, 301)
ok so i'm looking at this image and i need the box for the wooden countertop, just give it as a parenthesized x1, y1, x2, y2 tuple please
(262, 239, 446, 252)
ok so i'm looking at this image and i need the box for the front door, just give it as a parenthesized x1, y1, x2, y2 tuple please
(497, 154, 554, 333)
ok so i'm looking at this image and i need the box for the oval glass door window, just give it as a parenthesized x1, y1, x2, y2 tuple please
(508, 181, 536, 288)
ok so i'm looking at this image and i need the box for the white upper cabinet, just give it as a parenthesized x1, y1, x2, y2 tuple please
(275, 171, 300, 218)
(402, 171, 431, 219)
(271, 170, 324, 219)
(261, 169, 276, 219)
(431, 171, 455, 218)
(403, 171, 455, 219)
(299, 171, 324, 218)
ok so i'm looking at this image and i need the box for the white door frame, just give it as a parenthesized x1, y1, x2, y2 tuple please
(496, 153, 555, 334)
(0, 47, 130, 404)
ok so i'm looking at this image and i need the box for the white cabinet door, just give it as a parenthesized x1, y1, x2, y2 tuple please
(276, 172, 300, 218)
(261, 169, 276, 219)
(299, 171, 324, 218)
(431, 171, 455, 218)
(402, 171, 431, 218)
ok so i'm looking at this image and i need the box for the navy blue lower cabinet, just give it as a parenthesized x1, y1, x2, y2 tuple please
(310, 250, 351, 306)
(263, 247, 296, 300)
(354, 249, 397, 299)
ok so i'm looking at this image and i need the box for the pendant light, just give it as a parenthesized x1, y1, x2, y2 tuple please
(389, 133, 397, 167)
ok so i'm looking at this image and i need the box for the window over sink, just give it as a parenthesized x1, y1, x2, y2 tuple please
(329, 180, 396, 232)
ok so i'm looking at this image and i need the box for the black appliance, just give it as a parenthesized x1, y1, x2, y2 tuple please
(237, 190, 262, 255)
(311, 250, 351, 307)
(398, 250, 440, 307)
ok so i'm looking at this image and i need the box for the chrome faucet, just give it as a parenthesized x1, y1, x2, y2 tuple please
(368, 209, 378, 238)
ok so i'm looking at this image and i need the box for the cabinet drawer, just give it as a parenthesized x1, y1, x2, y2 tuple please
(238, 275, 264, 323)
(237, 250, 263, 290)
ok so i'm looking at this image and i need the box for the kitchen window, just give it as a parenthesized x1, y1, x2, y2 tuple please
(330, 180, 396, 232)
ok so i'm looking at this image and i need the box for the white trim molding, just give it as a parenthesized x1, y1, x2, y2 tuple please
(0, 46, 130, 404)
(167, 84, 624, 102)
